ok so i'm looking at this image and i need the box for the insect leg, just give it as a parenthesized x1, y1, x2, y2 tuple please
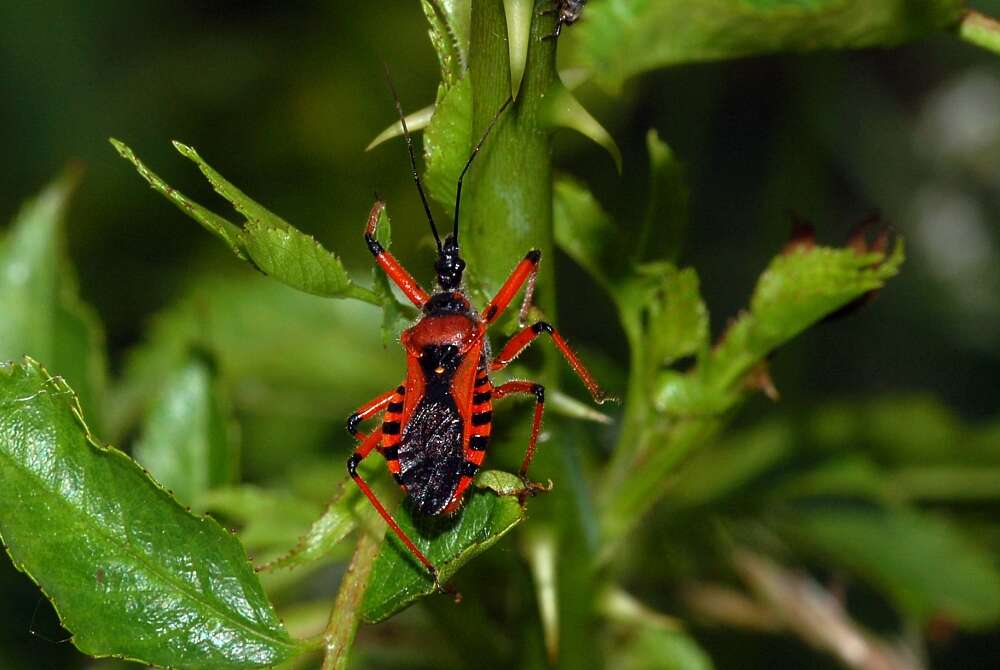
(364, 201, 431, 308)
(345, 384, 402, 439)
(491, 322, 613, 404)
(481, 249, 541, 325)
(493, 381, 546, 477)
(347, 429, 441, 585)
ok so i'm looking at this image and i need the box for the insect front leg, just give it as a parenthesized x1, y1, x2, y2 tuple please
(491, 322, 613, 404)
(364, 201, 431, 309)
(481, 249, 541, 325)
(346, 385, 401, 439)
(347, 429, 443, 590)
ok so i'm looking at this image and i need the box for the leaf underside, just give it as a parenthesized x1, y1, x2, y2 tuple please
(361, 478, 526, 623)
(0, 359, 303, 669)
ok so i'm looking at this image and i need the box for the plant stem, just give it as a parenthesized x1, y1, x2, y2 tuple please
(466, 0, 556, 308)
(320, 527, 384, 670)
(957, 10, 1000, 55)
(466, 4, 604, 669)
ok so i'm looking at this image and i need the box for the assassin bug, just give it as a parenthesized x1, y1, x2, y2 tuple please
(346, 81, 611, 587)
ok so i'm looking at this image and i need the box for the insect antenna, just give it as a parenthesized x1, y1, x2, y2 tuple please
(453, 96, 513, 246)
(382, 63, 442, 253)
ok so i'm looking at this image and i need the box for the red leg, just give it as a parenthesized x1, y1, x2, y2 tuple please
(365, 201, 430, 308)
(491, 322, 613, 404)
(346, 384, 402, 439)
(481, 250, 541, 325)
(493, 381, 546, 477)
(347, 429, 440, 585)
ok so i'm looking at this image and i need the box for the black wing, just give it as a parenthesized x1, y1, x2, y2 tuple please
(398, 391, 465, 515)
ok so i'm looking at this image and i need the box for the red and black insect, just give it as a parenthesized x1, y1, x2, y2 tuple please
(346, 85, 610, 587)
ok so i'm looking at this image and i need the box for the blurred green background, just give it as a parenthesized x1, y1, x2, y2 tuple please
(1, 1, 999, 668)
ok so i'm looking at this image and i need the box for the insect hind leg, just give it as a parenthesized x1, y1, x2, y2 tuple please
(347, 430, 443, 589)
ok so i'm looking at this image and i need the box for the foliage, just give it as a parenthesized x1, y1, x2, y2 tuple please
(1, 1, 1000, 669)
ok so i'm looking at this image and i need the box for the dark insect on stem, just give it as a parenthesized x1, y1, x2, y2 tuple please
(540, 0, 587, 39)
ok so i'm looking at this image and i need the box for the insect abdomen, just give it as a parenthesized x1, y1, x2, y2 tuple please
(397, 393, 465, 515)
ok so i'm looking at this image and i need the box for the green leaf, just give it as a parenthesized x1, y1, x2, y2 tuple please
(784, 507, 1000, 628)
(111, 139, 378, 303)
(698, 238, 905, 402)
(567, 0, 964, 90)
(172, 141, 294, 232)
(542, 81, 622, 172)
(642, 265, 709, 368)
(421, 0, 471, 88)
(503, 0, 534, 97)
(0, 359, 304, 669)
(108, 274, 398, 442)
(553, 176, 626, 290)
(109, 139, 246, 258)
(132, 357, 238, 507)
(616, 627, 714, 670)
(360, 484, 526, 623)
(424, 75, 472, 217)
(640, 130, 688, 263)
(0, 173, 107, 430)
(256, 485, 357, 572)
(239, 220, 353, 298)
(365, 103, 435, 152)
(197, 485, 324, 553)
(957, 10, 1000, 57)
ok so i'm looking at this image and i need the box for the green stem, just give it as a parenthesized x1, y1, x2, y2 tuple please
(466, 0, 556, 308)
(320, 527, 384, 670)
(957, 10, 1000, 55)
(466, 4, 601, 669)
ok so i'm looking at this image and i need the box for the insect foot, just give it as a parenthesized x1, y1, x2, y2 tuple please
(513, 477, 555, 506)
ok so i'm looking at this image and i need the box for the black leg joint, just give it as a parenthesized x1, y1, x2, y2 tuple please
(526, 249, 542, 264)
(365, 233, 384, 256)
(347, 453, 362, 477)
(484, 305, 498, 321)
(532, 384, 545, 404)
(532, 321, 553, 335)
(346, 413, 362, 436)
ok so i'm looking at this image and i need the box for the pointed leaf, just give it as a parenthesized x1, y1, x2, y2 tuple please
(424, 76, 473, 216)
(133, 357, 239, 506)
(543, 82, 622, 172)
(0, 359, 304, 668)
(0, 173, 107, 428)
(360, 482, 526, 622)
(503, 0, 534, 98)
(109, 139, 246, 258)
(239, 220, 353, 298)
(112, 140, 378, 304)
(172, 141, 294, 232)
(421, 0, 471, 87)
(553, 176, 627, 289)
(256, 484, 358, 573)
(702, 239, 905, 394)
(365, 104, 435, 152)
(568, 0, 964, 90)
(641, 130, 688, 263)
(643, 265, 709, 368)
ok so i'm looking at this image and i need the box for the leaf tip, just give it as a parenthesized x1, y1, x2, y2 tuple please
(171, 140, 197, 159)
